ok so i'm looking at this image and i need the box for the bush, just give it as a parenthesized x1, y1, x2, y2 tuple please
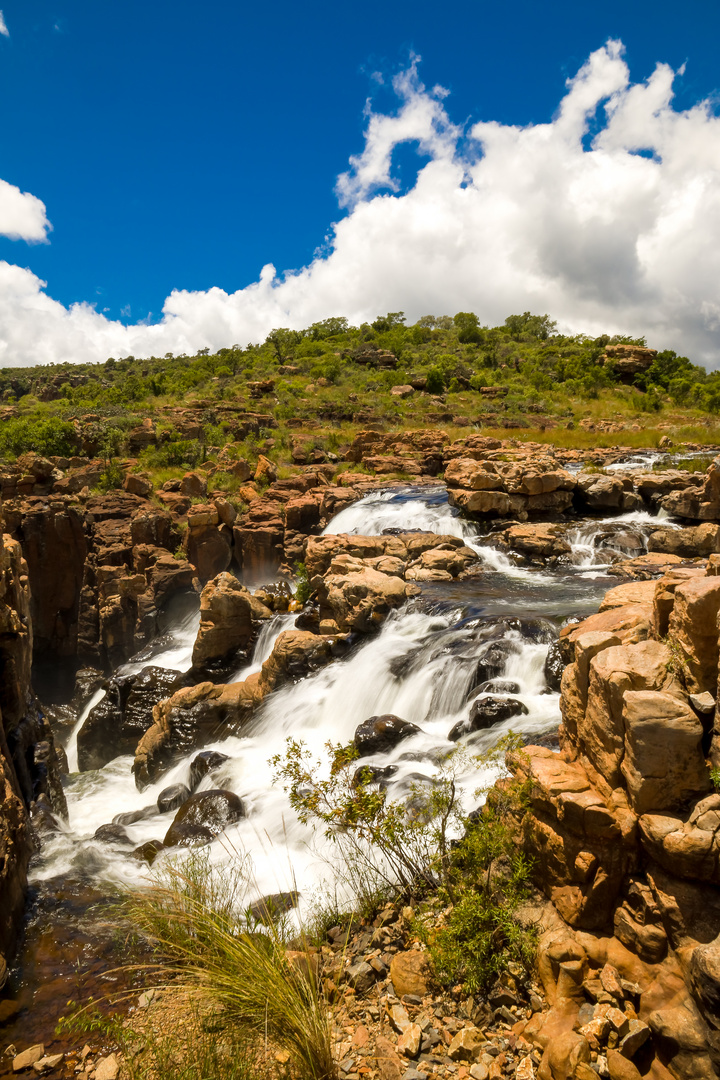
(0, 417, 78, 458)
(425, 366, 446, 394)
(294, 562, 312, 606)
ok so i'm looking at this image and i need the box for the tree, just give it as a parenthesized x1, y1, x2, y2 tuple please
(266, 328, 301, 362)
(504, 312, 557, 341)
(372, 312, 406, 332)
(454, 311, 483, 344)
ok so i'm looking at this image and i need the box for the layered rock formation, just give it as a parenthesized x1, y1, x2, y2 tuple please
(506, 561, 720, 1078)
(0, 523, 67, 979)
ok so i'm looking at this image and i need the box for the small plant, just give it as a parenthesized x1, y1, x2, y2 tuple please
(97, 460, 124, 492)
(709, 764, 720, 792)
(293, 561, 312, 606)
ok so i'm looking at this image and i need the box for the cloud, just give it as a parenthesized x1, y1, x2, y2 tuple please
(0, 179, 51, 241)
(2, 40, 720, 367)
(0, 12, 8, 37)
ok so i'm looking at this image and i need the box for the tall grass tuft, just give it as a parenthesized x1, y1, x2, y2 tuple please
(124, 853, 336, 1080)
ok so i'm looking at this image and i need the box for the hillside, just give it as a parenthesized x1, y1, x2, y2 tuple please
(0, 313, 718, 487)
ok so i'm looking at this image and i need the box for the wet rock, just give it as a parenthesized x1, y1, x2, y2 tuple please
(134, 680, 261, 788)
(352, 763, 399, 788)
(475, 678, 521, 695)
(157, 783, 191, 813)
(188, 750, 230, 791)
(132, 839, 165, 865)
(163, 788, 245, 847)
(472, 640, 522, 688)
(543, 639, 565, 692)
(247, 891, 300, 924)
(77, 666, 192, 772)
(113, 805, 157, 826)
(93, 823, 133, 845)
(71, 667, 106, 711)
(354, 715, 421, 757)
(449, 696, 528, 741)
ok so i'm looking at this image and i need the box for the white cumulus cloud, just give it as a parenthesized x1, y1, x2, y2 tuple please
(2, 39, 720, 367)
(0, 178, 51, 241)
(0, 12, 8, 37)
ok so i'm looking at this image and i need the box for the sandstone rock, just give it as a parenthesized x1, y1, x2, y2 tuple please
(254, 454, 278, 485)
(13, 1045, 44, 1072)
(668, 576, 720, 693)
(397, 1022, 422, 1056)
(389, 950, 431, 997)
(259, 630, 335, 692)
(621, 690, 709, 813)
(157, 783, 191, 813)
(134, 680, 262, 788)
(448, 1026, 486, 1061)
(450, 696, 528, 741)
(179, 472, 207, 497)
(94, 1054, 119, 1080)
(648, 1004, 716, 1080)
(320, 558, 410, 633)
(164, 788, 244, 847)
(648, 523, 720, 558)
(606, 1050, 642, 1080)
(123, 473, 153, 497)
(192, 572, 271, 671)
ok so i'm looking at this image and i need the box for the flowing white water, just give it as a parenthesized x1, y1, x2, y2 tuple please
(565, 509, 680, 570)
(34, 485, 612, 913)
(230, 611, 297, 681)
(325, 485, 555, 582)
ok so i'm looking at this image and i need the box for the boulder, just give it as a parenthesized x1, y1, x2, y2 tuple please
(133, 680, 262, 788)
(189, 750, 230, 791)
(76, 666, 192, 772)
(164, 788, 245, 847)
(319, 558, 410, 633)
(191, 572, 272, 671)
(449, 696, 528, 741)
(668, 576, 720, 693)
(354, 715, 421, 756)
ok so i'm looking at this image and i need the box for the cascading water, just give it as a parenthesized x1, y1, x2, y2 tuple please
(564, 509, 680, 571)
(37, 484, 620, 914)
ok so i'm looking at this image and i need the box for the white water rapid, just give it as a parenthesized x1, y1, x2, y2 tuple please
(35, 481, 669, 921)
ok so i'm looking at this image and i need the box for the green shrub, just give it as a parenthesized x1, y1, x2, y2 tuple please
(294, 561, 312, 606)
(0, 416, 78, 458)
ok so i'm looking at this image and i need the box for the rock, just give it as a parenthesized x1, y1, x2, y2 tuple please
(355, 715, 421, 756)
(544, 640, 565, 692)
(448, 1026, 486, 1061)
(179, 472, 207, 498)
(319, 559, 411, 633)
(259, 630, 335, 691)
(539, 1031, 590, 1079)
(164, 788, 245, 847)
(134, 680, 260, 788)
(648, 1005, 714, 1080)
(191, 572, 271, 671)
(390, 951, 431, 997)
(668, 576, 720, 693)
(77, 666, 191, 772)
(345, 961, 376, 994)
(157, 783, 191, 813)
(132, 839, 165, 864)
(397, 1023, 422, 1057)
(450, 695, 529, 741)
(93, 823, 133, 845)
(247, 891, 299, 924)
(648, 523, 720, 558)
(606, 1050, 642, 1080)
(32, 1054, 64, 1074)
(13, 1045, 44, 1072)
(618, 1019, 650, 1057)
(621, 690, 709, 813)
(94, 1054, 119, 1080)
(188, 750, 230, 790)
(387, 1002, 411, 1033)
(123, 473, 153, 497)
(254, 455, 278, 485)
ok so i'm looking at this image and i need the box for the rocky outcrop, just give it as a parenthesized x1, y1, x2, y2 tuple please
(191, 572, 272, 675)
(0, 528, 67, 975)
(508, 559, 720, 1078)
(445, 457, 576, 520)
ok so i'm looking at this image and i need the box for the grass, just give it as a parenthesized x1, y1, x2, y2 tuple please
(123, 852, 336, 1080)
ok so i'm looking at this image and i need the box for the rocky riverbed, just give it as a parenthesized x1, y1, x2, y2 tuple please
(3, 434, 720, 1079)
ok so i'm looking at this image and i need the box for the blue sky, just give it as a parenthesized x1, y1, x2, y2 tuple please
(1, 1, 720, 365)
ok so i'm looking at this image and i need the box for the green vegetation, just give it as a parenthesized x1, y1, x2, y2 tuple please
(0, 311, 718, 476)
(123, 852, 335, 1080)
(274, 734, 537, 990)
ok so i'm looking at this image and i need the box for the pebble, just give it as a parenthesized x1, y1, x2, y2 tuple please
(33, 1055, 64, 1074)
(93, 1054, 119, 1080)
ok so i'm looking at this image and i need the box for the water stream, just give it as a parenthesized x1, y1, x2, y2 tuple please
(1, 473, 677, 1048)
